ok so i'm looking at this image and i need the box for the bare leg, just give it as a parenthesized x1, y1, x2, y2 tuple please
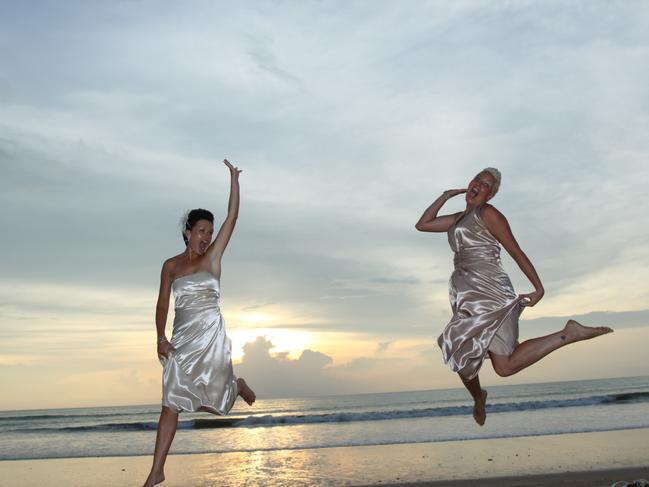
(460, 373, 488, 426)
(143, 406, 179, 487)
(491, 320, 612, 377)
(237, 377, 256, 405)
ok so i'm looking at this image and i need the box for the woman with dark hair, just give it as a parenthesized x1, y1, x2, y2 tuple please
(143, 159, 256, 487)
(416, 168, 612, 426)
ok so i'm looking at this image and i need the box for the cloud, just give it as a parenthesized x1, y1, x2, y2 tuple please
(247, 44, 304, 88)
(2, 1, 649, 408)
(377, 341, 393, 353)
(235, 336, 336, 397)
(234, 335, 454, 398)
(0, 355, 42, 366)
(233, 324, 649, 401)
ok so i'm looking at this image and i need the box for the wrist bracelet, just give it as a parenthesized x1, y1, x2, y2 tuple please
(157, 336, 168, 344)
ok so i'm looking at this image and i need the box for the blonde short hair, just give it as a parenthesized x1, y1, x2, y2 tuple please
(483, 167, 501, 197)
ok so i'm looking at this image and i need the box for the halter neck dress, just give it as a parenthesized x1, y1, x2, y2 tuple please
(160, 271, 238, 414)
(437, 206, 522, 379)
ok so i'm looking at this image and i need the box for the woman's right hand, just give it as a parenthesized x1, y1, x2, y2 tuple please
(416, 188, 468, 232)
(223, 159, 242, 178)
(157, 339, 176, 359)
(442, 188, 467, 200)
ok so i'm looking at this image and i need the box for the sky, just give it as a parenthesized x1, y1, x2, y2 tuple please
(1, 0, 648, 410)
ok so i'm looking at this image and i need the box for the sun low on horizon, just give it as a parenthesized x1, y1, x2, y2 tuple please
(1, 1, 649, 411)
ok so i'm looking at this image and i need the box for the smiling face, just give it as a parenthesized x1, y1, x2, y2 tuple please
(466, 171, 497, 205)
(185, 219, 214, 256)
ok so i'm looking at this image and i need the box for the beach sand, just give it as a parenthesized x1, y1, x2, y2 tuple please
(1, 428, 647, 486)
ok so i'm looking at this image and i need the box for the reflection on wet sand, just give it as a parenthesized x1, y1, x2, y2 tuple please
(158, 428, 649, 486)
(0, 428, 647, 486)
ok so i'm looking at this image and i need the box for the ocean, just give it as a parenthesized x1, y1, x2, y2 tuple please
(1, 376, 648, 461)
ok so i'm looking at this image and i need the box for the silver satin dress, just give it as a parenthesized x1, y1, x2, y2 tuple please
(160, 271, 238, 414)
(437, 206, 522, 380)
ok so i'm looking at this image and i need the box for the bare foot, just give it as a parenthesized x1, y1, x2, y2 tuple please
(237, 378, 256, 406)
(564, 320, 613, 344)
(473, 389, 488, 426)
(143, 471, 165, 487)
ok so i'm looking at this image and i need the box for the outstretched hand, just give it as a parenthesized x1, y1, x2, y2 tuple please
(443, 188, 467, 199)
(519, 289, 544, 307)
(223, 159, 242, 177)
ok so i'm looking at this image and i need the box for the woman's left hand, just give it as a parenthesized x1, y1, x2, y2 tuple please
(223, 159, 242, 177)
(519, 289, 544, 307)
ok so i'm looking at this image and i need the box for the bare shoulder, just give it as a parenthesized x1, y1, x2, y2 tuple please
(479, 204, 511, 236)
(162, 255, 181, 276)
(480, 204, 507, 223)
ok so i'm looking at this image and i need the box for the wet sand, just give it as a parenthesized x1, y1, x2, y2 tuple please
(369, 468, 649, 486)
(0, 428, 647, 486)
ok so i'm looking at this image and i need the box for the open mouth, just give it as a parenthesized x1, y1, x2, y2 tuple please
(198, 242, 208, 253)
(468, 187, 480, 199)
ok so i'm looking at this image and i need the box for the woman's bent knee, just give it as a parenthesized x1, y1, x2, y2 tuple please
(491, 358, 514, 377)
(495, 366, 514, 377)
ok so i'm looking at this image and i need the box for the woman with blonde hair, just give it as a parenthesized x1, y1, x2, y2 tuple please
(416, 168, 612, 425)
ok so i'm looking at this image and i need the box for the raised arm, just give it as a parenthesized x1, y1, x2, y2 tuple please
(415, 189, 466, 232)
(480, 205, 545, 307)
(205, 159, 241, 268)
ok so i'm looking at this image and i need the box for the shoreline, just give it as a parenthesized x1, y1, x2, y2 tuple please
(1, 428, 647, 486)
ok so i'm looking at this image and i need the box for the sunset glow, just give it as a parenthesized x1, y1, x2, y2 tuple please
(1, 1, 648, 411)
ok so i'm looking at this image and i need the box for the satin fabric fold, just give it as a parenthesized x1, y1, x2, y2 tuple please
(160, 271, 238, 414)
(437, 206, 522, 380)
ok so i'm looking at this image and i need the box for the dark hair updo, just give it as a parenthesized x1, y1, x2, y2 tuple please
(182, 208, 214, 245)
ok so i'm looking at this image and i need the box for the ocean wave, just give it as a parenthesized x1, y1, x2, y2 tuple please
(236, 391, 649, 427)
(13, 391, 649, 433)
(16, 417, 242, 433)
(0, 411, 152, 422)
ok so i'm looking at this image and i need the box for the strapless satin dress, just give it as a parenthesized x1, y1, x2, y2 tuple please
(437, 206, 522, 379)
(160, 271, 238, 414)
